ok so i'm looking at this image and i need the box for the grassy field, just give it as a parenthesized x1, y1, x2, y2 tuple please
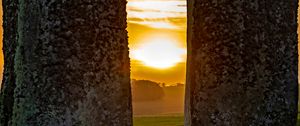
(134, 114, 300, 126)
(133, 114, 184, 126)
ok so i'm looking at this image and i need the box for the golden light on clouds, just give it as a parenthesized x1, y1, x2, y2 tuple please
(131, 37, 186, 69)
(127, 0, 187, 84)
(127, 0, 186, 29)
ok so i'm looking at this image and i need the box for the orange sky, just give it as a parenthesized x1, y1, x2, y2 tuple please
(0, 0, 186, 87)
(127, 0, 187, 84)
(0, 0, 3, 85)
(2, 1, 296, 85)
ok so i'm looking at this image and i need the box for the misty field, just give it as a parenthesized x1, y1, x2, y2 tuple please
(133, 114, 184, 126)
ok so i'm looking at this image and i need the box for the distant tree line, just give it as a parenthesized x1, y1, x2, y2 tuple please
(131, 79, 184, 102)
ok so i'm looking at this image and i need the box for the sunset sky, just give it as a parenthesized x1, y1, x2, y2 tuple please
(127, 0, 187, 84)
(0, 0, 186, 87)
(0, 0, 3, 84)
(0, 1, 298, 85)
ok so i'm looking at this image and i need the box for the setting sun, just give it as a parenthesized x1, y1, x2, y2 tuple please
(127, 0, 187, 83)
(131, 38, 186, 69)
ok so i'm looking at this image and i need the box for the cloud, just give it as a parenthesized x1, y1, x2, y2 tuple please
(127, 0, 186, 29)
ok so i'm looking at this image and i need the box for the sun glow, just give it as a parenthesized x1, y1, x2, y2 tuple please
(131, 38, 186, 69)
(127, 0, 187, 83)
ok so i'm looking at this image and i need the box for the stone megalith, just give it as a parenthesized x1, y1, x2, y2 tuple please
(0, 0, 18, 125)
(185, 0, 298, 125)
(1, 0, 132, 126)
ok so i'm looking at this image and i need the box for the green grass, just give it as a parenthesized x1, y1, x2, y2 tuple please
(133, 115, 184, 126)
(135, 114, 300, 126)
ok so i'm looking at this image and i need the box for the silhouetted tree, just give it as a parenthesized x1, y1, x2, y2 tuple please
(132, 80, 164, 101)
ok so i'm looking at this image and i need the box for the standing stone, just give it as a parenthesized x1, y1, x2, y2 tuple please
(185, 0, 298, 125)
(5, 0, 132, 126)
(0, 0, 18, 126)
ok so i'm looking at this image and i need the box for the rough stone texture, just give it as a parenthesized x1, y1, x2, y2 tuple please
(185, 0, 298, 126)
(0, 0, 18, 125)
(10, 0, 132, 125)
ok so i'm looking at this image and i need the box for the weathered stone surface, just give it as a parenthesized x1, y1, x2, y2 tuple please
(185, 0, 298, 125)
(10, 0, 132, 125)
(0, 0, 18, 125)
